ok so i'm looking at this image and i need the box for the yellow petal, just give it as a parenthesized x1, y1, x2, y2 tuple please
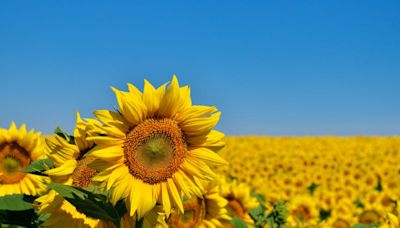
(88, 145, 124, 160)
(142, 79, 157, 117)
(161, 183, 171, 217)
(187, 130, 225, 148)
(180, 112, 221, 137)
(167, 178, 183, 213)
(188, 148, 228, 165)
(158, 75, 180, 117)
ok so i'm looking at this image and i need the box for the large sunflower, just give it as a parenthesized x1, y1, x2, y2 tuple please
(34, 113, 135, 228)
(0, 122, 48, 196)
(87, 76, 227, 218)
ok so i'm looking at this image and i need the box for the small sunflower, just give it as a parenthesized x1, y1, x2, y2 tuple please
(0, 122, 48, 196)
(87, 76, 227, 218)
(217, 175, 259, 226)
(165, 180, 231, 228)
(44, 113, 97, 186)
(358, 209, 381, 224)
(34, 113, 135, 228)
(287, 195, 319, 226)
(381, 213, 399, 228)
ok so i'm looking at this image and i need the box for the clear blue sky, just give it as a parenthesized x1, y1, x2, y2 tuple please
(1, 1, 399, 136)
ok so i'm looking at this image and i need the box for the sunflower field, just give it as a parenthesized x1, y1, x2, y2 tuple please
(0, 76, 399, 228)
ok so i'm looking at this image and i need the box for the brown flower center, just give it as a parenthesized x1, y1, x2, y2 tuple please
(0, 143, 31, 184)
(292, 204, 313, 221)
(123, 118, 187, 184)
(71, 156, 98, 188)
(332, 219, 351, 228)
(226, 196, 246, 218)
(167, 196, 206, 228)
(359, 210, 380, 224)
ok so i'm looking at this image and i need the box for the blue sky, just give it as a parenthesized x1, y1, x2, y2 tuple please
(0, 1, 399, 135)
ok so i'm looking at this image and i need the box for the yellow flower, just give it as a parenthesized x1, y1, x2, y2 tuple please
(44, 113, 96, 186)
(0, 122, 48, 196)
(35, 113, 135, 228)
(287, 195, 319, 226)
(358, 209, 381, 224)
(381, 213, 399, 228)
(87, 76, 227, 218)
(165, 180, 231, 228)
(217, 175, 258, 226)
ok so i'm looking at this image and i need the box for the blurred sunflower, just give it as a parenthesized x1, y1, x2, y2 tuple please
(0, 122, 48, 196)
(218, 175, 258, 226)
(87, 76, 227, 218)
(34, 113, 135, 228)
(165, 181, 231, 228)
(384, 202, 400, 227)
(287, 195, 319, 226)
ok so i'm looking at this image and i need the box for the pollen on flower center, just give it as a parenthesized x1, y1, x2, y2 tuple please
(0, 143, 31, 184)
(167, 196, 206, 227)
(2, 156, 21, 173)
(359, 210, 380, 224)
(71, 156, 98, 188)
(123, 118, 187, 184)
(227, 198, 246, 218)
(137, 135, 174, 168)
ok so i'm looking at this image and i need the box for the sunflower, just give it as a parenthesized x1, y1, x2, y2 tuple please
(381, 213, 399, 228)
(217, 175, 258, 226)
(0, 122, 48, 196)
(165, 180, 231, 228)
(34, 113, 135, 228)
(287, 195, 319, 226)
(358, 209, 381, 224)
(87, 76, 227, 218)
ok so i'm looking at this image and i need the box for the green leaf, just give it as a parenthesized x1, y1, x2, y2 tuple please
(266, 200, 288, 228)
(266, 217, 275, 228)
(0, 209, 38, 227)
(319, 209, 331, 221)
(374, 177, 383, 192)
(54, 126, 69, 140)
(48, 183, 121, 227)
(54, 126, 75, 144)
(0, 194, 36, 211)
(351, 224, 379, 228)
(20, 158, 54, 174)
(251, 192, 266, 208)
(135, 218, 144, 228)
(249, 205, 264, 221)
(115, 199, 128, 217)
(351, 224, 370, 228)
(353, 198, 365, 209)
(307, 183, 319, 195)
(231, 217, 248, 228)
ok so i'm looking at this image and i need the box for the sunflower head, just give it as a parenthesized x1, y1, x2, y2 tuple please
(88, 75, 228, 218)
(217, 175, 259, 225)
(34, 114, 109, 228)
(0, 122, 48, 196)
(358, 209, 381, 224)
(166, 181, 231, 228)
(45, 113, 97, 187)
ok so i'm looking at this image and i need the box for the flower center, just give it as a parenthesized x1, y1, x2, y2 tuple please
(359, 210, 380, 224)
(227, 198, 246, 218)
(167, 196, 206, 228)
(0, 143, 31, 184)
(123, 118, 187, 184)
(332, 219, 351, 228)
(2, 156, 21, 173)
(292, 205, 313, 221)
(71, 156, 98, 188)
